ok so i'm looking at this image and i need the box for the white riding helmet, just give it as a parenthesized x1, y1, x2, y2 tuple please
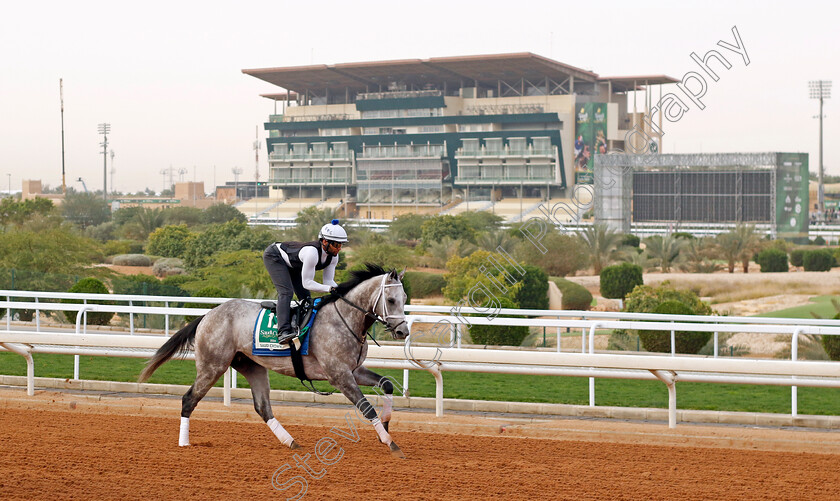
(318, 219, 349, 243)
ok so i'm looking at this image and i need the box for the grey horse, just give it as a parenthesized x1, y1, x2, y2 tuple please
(139, 265, 409, 457)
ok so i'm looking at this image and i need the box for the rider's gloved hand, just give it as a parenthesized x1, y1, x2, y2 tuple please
(329, 286, 338, 295)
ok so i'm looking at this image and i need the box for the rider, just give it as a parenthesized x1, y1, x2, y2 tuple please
(263, 219, 347, 344)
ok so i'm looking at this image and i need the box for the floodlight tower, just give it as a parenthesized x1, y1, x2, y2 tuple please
(110, 150, 115, 194)
(809, 80, 832, 213)
(98, 123, 110, 200)
(232, 167, 243, 203)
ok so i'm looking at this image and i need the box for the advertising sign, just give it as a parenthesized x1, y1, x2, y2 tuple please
(574, 102, 607, 184)
(775, 153, 809, 240)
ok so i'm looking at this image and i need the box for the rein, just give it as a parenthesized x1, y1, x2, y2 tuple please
(332, 274, 407, 364)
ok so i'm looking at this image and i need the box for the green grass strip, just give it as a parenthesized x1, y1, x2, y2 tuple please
(2, 352, 839, 415)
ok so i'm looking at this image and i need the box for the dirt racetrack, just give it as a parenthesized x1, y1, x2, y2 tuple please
(2, 389, 840, 500)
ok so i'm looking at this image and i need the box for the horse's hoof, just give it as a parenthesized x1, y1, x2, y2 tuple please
(389, 441, 406, 459)
(289, 440, 302, 450)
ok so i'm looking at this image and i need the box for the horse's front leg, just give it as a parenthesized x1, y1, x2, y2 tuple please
(329, 370, 405, 458)
(352, 366, 398, 433)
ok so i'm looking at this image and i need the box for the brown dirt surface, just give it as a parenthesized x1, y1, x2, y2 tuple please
(2, 389, 840, 500)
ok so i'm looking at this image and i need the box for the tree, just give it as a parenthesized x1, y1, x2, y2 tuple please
(0, 197, 55, 231)
(643, 235, 685, 273)
(576, 223, 621, 274)
(514, 232, 589, 277)
(162, 206, 203, 226)
(121, 208, 165, 240)
(182, 250, 274, 298)
(442, 250, 522, 303)
(201, 203, 247, 224)
(388, 213, 430, 242)
(146, 224, 193, 258)
(349, 243, 414, 271)
(182, 220, 249, 268)
(61, 192, 111, 229)
(285, 206, 335, 241)
(735, 225, 761, 273)
(678, 238, 722, 273)
(421, 215, 476, 246)
(456, 211, 504, 234)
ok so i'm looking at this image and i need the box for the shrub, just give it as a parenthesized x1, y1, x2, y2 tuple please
(468, 296, 529, 346)
(803, 249, 834, 271)
(152, 258, 185, 277)
(510, 265, 549, 310)
(111, 274, 188, 297)
(552, 278, 592, 311)
(790, 248, 805, 267)
(822, 313, 840, 361)
(103, 240, 132, 256)
(755, 248, 788, 273)
(112, 254, 152, 266)
(403, 271, 445, 298)
(638, 300, 710, 354)
(814, 236, 827, 246)
(63, 278, 115, 325)
(672, 232, 695, 240)
(600, 263, 643, 300)
(623, 282, 714, 316)
(146, 225, 192, 258)
(619, 234, 640, 248)
(183, 286, 227, 322)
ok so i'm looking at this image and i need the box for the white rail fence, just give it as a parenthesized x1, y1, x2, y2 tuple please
(3, 290, 840, 428)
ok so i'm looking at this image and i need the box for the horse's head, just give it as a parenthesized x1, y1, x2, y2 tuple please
(373, 269, 409, 340)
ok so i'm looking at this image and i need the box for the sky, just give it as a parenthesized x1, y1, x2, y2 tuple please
(1, 0, 838, 195)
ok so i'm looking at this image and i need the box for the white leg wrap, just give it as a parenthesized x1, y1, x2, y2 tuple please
(372, 418, 392, 445)
(267, 418, 294, 447)
(179, 417, 190, 447)
(382, 394, 393, 423)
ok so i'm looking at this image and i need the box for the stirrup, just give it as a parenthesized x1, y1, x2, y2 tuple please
(277, 330, 296, 345)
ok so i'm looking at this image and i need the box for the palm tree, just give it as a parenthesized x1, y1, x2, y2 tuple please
(678, 238, 722, 273)
(618, 248, 657, 271)
(576, 223, 622, 274)
(715, 225, 760, 273)
(643, 234, 685, 273)
(734, 224, 761, 273)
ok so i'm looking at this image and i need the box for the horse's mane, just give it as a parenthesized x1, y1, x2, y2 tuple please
(317, 263, 400, 308)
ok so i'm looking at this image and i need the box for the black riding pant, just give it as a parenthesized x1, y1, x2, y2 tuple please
(263, 244, 310, 334)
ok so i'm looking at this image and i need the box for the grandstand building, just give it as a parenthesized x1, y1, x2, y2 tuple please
(243, 53, 676, 220)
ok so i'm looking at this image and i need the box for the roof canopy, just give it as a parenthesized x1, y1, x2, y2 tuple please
(244, 52, 610, 96)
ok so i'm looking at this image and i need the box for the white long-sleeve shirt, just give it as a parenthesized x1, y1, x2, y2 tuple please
(276, 243, 338, 293)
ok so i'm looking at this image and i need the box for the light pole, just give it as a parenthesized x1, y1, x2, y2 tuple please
(809, 80, 832, 215)
(232, 167, 243, 203)
(98, 123, 110, 201)
(6, 173, 10, 198)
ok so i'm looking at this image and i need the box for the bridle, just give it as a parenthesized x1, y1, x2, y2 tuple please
(333, 274, 407, 352)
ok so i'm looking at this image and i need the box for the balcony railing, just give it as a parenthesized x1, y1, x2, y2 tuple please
(269, 151, 352, 161)
(456, 146, 554, 158)
(356, 89, 442, 100)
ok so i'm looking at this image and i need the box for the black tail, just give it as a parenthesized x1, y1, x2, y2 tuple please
(138, 315, 204, 383)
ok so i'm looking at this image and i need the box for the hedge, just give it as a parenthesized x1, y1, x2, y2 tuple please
(822, 313, 840, 361)
(468, 296, 529, 346)
(803, 249, 834, 271)
(63, 278, 115, 325)
(403, 271, 445, 298)
(638, 300, 710, 354)
(112, 254, 153, 267)
(552, 278, 592, 311)
(755, 248, 788, 273)
(600, 263, 643, 299)
(790, 249, 805, 267)
(510, 265, 549, 310)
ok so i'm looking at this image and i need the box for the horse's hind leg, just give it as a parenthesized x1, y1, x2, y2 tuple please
(230, 354, 299, 449)
(353, 366, 400, 433)
(179, 361, 229, 446)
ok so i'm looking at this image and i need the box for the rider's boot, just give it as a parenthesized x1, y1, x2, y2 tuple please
(274, 301, 296, 344)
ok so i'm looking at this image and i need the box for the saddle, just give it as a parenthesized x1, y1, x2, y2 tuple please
(260, 297, 315, 340)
